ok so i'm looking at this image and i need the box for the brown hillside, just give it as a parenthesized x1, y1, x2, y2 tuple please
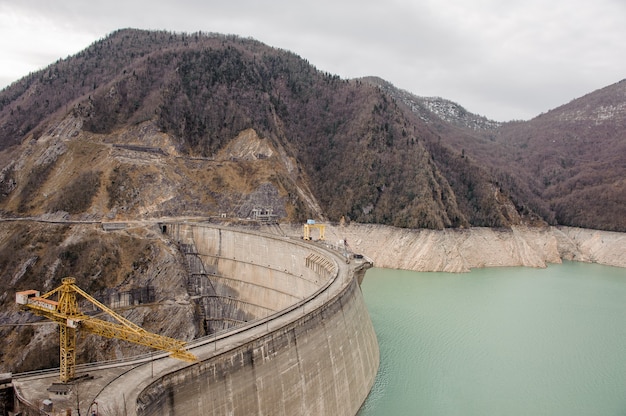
(0, 28, 525, 228)
(369, 77, 626, 231)
(494, 80, 626, 231)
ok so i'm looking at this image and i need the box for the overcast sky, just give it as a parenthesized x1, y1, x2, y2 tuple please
(1, 0, 624, 121)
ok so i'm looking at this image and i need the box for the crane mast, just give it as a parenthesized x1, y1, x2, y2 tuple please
(16, 277, 197, 383)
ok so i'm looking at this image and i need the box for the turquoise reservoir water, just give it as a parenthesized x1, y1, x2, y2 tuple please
(358, 262, 626, 416)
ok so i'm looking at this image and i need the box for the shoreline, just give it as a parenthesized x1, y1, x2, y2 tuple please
(277, 224, 626, 273)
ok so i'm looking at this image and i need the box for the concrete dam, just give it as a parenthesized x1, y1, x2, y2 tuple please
(13, 223, 380, 415)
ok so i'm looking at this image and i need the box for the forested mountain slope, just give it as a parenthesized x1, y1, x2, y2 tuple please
(494, 81, 626, 231)
(369, 77, 626, 232)
(0, 28, 531, 229)
(0, 29, 623, 231)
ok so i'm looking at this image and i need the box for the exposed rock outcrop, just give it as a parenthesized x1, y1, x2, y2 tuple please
(279, 224, 625, 272)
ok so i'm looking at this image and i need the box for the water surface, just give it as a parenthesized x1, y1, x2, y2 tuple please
(359, 262, 626, 416)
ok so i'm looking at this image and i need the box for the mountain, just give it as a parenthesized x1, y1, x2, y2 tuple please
(0, 29, 623, 231)
(0, 27, 624, 374)
(368, 77, 626, 232)
(0, 28, 531, 230)
(493, 82, 626, 231)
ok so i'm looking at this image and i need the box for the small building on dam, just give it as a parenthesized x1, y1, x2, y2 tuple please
(12, 223, 380, 415)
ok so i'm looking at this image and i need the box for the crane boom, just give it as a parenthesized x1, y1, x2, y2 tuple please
(16, 277, 197, 382)
(79, 318, 196, 361)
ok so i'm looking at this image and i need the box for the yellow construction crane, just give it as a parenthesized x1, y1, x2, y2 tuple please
(16, 277, 197, 383)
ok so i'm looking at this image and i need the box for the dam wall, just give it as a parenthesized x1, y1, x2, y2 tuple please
(174, 224, 334, 316)
(136, 223, 379, 415)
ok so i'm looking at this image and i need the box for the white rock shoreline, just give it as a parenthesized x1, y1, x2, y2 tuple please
(280, 224, 625, 273)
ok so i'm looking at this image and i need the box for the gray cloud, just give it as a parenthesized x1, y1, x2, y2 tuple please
(1, 0, 624, 121)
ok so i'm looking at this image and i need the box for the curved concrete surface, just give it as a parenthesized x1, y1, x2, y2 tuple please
(14, 223, 379, 416)
(135, 223, 379, 415)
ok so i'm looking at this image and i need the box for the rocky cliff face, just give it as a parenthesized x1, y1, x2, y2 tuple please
(279, 224, 625, 272)
(0, 221, 199, 374)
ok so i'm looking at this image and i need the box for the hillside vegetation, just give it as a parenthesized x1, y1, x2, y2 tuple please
(2, 29, 622, 231)
(0, 28, 624, 374)
(0, 28, 541, 229)
(369, 77, 626, 231)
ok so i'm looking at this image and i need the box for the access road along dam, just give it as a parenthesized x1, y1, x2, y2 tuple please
(12, 223, 380, 416)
